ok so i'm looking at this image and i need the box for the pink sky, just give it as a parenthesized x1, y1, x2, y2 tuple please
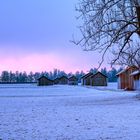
(0, 0, 113, 73)
(0, 53, 102, 73)
(0, 46, 112, 73)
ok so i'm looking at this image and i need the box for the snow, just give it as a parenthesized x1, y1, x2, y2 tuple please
(88, 82, 118, 91)
(0, 83, 140, 140)
(116, 69, 126, 76)
(130, 70, 140, 76)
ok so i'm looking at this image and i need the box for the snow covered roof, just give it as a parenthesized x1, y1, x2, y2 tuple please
(116, 69, 126, 76)
(81, 72, 93, 79)
(130, 70, 140, 76)
(116, 66, 138, 76)
(81, 71, 107, 79)
(91, 71, 108, 78)
(37, 75, 53, 81)
(58, 75, 68, 79)
(68, 75, 77, 80)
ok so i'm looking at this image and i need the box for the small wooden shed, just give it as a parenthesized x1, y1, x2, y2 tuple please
(81, 73, 94, 86)
(130, 70, 140, 90)
(90, 72, 107, 86)
(58, 76, 68, 85)
(38, 75, 53, 86)
(68, 75, 78, 85)
(116, 66, 138, 90)
(54, 78, 59, 84)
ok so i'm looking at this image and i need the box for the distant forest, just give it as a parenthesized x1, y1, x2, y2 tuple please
(0, 68, 122, 83)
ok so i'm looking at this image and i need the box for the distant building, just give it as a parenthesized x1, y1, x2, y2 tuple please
(90, 72, 107, 86)
(38, 75, 53, 86)
(68, 75, 78, 85)
(58, 76, 68, 85)
(81, 72, 94, 85)
(81, 72, 107, 86)
(116, 66, 138, 90)
(54, 78, 59, 85)
(130, 70, 140, 90)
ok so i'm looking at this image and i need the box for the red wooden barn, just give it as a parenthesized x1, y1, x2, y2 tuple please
(130, 70, 140, 90)
(116, 66, 138, 90)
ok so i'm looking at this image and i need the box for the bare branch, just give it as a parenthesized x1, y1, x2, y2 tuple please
(74, 0, 140, 67)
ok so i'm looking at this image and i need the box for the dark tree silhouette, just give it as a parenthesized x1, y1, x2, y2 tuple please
(112, 43, 140, 69)
(74, 0, 140, 67)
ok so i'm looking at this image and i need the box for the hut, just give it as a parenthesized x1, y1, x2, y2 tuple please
(58, 76, 68, 85)
(116, 66, 138, 90)
(81, 72, 94, 85)
(54, 78, 59, 85)
(68, 75, 78, 85)
(38, 75, 53, 86)
(90, 72, 107, 86)
(130, 70, 140, 90)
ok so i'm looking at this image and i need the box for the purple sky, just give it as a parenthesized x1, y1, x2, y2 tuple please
(0, 0, 111, 73)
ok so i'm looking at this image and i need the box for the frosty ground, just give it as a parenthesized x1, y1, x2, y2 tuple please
(0, 83, 140, 140)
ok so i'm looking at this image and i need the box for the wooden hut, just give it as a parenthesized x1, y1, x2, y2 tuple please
(58, 76, 68, 85)
(81, 73, 94, 85)
(68, 75, 78, 85)
(116, 66, 138, 90)
(130, 70, 140, 90)
(90, 72, 107, 86)
(38, 75, 53, 86)
(54, 78, 59, 85)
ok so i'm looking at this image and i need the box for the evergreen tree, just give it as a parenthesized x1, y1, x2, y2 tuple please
(101, 68, 107, 76)
(9, 71, 16, 82)
(28, 72, 34, 82)
(1, 71, 10, 82)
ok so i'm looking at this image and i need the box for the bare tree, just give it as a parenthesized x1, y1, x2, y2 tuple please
(111, 42, 140, 69)
(74, 0, 140, 66)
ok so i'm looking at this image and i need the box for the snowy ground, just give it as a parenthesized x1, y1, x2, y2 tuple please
(0, 83, 140, 140)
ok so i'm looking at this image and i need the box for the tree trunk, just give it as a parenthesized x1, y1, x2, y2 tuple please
(136, 6, 140, 35)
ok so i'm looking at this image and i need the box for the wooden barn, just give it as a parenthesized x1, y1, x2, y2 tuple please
(90, 72, 107, 86)
(58, 76, 68, 85)
(81, 72, 94, 85)
(54, 78, 59, 84)
(116, 66, 138, 90)
(68, 75, 78, 85)
(38, 75, 53, 86)
(130, 70, 140, 90)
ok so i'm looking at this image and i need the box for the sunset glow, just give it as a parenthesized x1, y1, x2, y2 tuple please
(0, 0, 110, 73)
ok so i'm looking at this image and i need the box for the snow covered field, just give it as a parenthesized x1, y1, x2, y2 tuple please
(0, 83, 140, 140)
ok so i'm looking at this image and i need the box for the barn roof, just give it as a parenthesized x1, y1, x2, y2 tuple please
(54, 77, 59, 81)
(116, 66, 138, 76)
(81, 72, 94, 79)
(116, 69, 126, 76)
(91, 71, 108, 78)
(130, 70, 140, 76)
(68, 75, 77, 80)
(37, 75, 53, 82)
(58, 75, 68, 80)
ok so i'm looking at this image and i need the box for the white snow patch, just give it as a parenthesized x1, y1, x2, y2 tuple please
(0, 84, 140, 140)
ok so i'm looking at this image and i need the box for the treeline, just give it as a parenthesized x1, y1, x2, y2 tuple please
(0, 68, 122, 83)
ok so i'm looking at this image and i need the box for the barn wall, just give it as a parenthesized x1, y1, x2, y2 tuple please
(38, 77, 53, 86)
(59, 78, 68, 85)
(68, 81, 78, 85)
(134, 80, 140, 90)
(134, 75, 140, 90)
(127, 69, 134, 90)
(81, 79, 84, 85)
(91, 73, 107, 86)
(85, 77, 91, 85)
(117, 77, 121, 89)
(118, 67, 138, 90)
